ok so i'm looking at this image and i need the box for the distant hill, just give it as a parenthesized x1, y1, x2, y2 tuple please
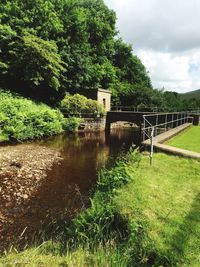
(180, 89, 200, 100)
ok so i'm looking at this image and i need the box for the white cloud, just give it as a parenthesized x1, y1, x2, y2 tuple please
(104, 0, 200, 92)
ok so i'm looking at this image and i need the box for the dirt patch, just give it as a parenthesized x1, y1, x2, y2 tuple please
(0, 144, 63, 252)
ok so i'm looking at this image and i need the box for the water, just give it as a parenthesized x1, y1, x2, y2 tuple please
(1, 128, 141, 249)
(33, 128, 141, 217)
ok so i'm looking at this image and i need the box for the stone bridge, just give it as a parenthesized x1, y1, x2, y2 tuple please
(106, 111, 147, 129)
(105, 111, 200, 130)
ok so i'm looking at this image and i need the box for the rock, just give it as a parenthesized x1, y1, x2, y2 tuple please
(10, 161, 22, 168)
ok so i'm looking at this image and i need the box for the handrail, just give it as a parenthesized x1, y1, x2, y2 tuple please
(142, 112, 193, 165)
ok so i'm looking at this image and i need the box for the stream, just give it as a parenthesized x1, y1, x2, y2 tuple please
(1, 127, 141, 250)
(34, 128, 141, 215)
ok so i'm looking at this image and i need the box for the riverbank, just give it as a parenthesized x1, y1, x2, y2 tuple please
(0, 144, 62, 251)
(0, 90, 64, 142)
(1, 150, 199, 266)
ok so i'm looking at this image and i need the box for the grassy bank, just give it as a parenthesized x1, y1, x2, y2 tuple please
(167, 126, 200, 153)
(115, 153, 200, 266)
(0, 151, 199, 266)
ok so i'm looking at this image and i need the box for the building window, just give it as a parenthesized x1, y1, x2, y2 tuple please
(103, 98, 106, 109)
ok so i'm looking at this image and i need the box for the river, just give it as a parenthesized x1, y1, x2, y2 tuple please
(34, 128, 141, 215)
(1, 127, 141, 249)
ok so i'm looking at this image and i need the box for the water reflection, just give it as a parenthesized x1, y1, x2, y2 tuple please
(2, 128, 141, 249)
(32, 128, 141, 217)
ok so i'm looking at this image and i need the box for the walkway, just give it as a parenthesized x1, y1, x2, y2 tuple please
(143, 123, 200, 161)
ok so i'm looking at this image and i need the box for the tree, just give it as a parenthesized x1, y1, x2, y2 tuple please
(0, 0, 154, 106)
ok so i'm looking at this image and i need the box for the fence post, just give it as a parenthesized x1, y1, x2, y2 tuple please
(150, 126, 154, 166)
(143, 116, 145, 141)
(171, 114, 174, 128)
(155, 114, 158, 136)
(165, 113, 167, 132)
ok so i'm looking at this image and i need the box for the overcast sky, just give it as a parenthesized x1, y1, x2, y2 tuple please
(104, 0, 200, 93)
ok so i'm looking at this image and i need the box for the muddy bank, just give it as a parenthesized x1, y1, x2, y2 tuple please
(0, 144, 62, 252)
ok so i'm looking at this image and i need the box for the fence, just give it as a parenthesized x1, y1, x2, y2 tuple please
(111, 106, 200, 113)
(59, 108, 104, 119)
(111, 106, 158, 112)
(142, 112, 192, 141)
(142, 112, 193, 165)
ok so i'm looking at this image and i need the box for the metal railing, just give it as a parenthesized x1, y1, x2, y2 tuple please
(59, 108, 104, 119)
(111, 106, 200, 113)
(142, 112, 192, 141)
(142, 112, 193, 165)
(111, 106, 158, 112)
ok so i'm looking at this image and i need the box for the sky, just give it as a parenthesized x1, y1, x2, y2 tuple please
(104, 0, 200, 93)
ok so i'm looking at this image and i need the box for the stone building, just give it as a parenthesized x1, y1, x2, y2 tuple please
(71, 88, 112, 112)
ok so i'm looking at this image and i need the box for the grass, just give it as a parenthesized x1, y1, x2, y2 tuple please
(0, 152, 199, 266)
(0, 246, 127, 267)
(115, 153, 200, 266)
(166, 126, 200, 153)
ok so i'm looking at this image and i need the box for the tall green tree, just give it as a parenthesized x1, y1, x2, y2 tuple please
(0, 0, 155, 106)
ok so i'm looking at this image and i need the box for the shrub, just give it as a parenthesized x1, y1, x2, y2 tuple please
(0, 89, 64, 141)
(60, 94, 105, 118)
(62, 117, 83, 132)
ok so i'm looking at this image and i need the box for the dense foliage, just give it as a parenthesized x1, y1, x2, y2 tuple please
(0, 0, 199, 109)
(0, 90, 64, 141)
(162, 91, 200, 111)
(60, 94, 105, 117)
(0, 0, 152, 105)
(63, 117, 83, 132)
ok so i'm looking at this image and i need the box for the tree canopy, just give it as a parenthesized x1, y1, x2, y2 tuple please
(0, 0, 153, 104)
(0, 0, 199, 110)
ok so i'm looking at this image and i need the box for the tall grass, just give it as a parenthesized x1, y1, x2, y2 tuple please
(36, 149, 155, 266)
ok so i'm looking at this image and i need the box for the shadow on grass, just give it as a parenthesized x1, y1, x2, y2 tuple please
(167, 192, 200, 265)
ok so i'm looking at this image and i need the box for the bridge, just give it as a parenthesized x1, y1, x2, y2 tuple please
(105, 110, 200, 133)
(106, 111, 150, 129)
(105, 109, 200, 164)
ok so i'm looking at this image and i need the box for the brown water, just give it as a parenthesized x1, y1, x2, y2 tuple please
(33, 128, 141, 216)
(1, 128, 141, 249)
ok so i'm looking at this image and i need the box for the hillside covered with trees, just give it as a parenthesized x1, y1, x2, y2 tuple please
(0, 0, 151, 105)
(0, 0, 199, 109)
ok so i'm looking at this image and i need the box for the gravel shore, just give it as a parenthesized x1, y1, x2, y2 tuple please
(0, 144, 63, 252)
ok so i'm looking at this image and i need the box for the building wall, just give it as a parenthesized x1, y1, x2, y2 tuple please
(97, 89, 111, 112)
(70, 88, 111, 112)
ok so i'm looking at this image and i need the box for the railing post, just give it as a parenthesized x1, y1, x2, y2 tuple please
(150, 126, 154, 166)
(155, 114, 158, 136)
(165, 113, 167, 132)
(171, 114, 174, 128)
(143, 116, 145, 141)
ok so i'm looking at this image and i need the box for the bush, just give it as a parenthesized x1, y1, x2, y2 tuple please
(0, 89, 64, 141)
(60, 94, 105, 118)
(62, 117, 83, 132)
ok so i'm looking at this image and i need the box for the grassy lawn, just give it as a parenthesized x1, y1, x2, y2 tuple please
(115, 153, 200, 266)
(166, 126, 200, 153)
